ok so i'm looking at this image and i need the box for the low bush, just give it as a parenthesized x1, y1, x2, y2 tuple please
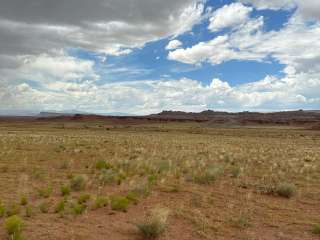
(92, 196, 109, 209)
(276, 182, 296, 198)
(38, 185, 53, 198)
(110, 196, 130, 212)
(71, 202, 86, 215)
(137, 207, 170, 239)
(60, 185, 71, 196)
(78, 193, 91, 204)
(4, 215, 24, 240)
(70, 175, 87, 191)
(39, 201, 50, 213)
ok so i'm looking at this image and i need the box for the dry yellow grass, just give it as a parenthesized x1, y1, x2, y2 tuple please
(0, 121, 319, 239)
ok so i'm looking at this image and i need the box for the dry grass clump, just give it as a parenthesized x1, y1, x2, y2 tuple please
(37, 185, 53, 198)
(137, 207, 170, 239)
(192, 165, 223, 185)
(110, 196, 130, 212)
(92, 196, 109, 210)
(39, 201, 51, 213)
(60, 185, 71, 196)
(275, 182, 296, 198)
(4, 215, 24, 240)
(70, 175, 87, 191)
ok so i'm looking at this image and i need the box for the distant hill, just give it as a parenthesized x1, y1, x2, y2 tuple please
(1, 109, 319, 129)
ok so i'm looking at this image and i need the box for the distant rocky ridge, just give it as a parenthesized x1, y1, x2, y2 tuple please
(1, 110, 320, 128)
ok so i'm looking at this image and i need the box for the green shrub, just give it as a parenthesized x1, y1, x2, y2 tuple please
(4, 215, 24, 239)
(126, 192, 139, 205)
(92, 196, 109, 209)
(70, 175, 87, 191)
(60, 185, 71, 196)
(111, 196, 130, 212)
(312, 224, 320, 235)
(276, 182, 296, 198)
(20, 196, 28, 206)
(55, 200, 65, 214)
(137, 207, 170, 239)
(38, 185, 53, 198)
(39, 201, 50, 213)
(78, 193, 91, 204)
(71, 202, 86, 215)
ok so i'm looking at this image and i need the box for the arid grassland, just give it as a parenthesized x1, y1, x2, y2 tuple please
(0, 121, 319, 240)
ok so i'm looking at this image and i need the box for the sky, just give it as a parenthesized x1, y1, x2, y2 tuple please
(0, 0, 320, 115)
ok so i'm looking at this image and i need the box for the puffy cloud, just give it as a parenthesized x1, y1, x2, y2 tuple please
(168, 17, 265, 64)
(169, 12, 320, 72)
(208, 3, 252, 32)
(166, 40, 183, 50)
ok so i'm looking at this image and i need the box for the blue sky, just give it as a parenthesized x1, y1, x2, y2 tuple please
(0, 0, 319, 114)
(70, 2, 293, 87)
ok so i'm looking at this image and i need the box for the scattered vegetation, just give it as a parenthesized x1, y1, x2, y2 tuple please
(0, 121, 318, 239)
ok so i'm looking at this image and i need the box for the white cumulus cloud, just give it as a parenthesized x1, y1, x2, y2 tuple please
(166, 40, 183, 50)
(208, 3, 253, 32)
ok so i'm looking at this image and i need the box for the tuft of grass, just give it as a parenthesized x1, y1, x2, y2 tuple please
(95, 160, 111, 170)
(312, 224, 320, 235)
(92, 196, 109, 209)
(6, 203, 20, 217)
(230, 166, 242, 178)
(126, 192, 140, 205)
(60, 185, 71, 196)
(78, 193, 91, 204)
(71, 202, 87, 215)
(276, 182, 296, 198)
(20, 196, 28, 206)
(39, 201, 50, 213)
(70, 175, 87, 191)
(38, 185, 53, 198)
(110, 196, 130, 212)
(232, 214, 250, 228)
(137, 207, 170, 239)
(55, 200, 66, 214)
(25, 205, 33, 218)
(192, 166, 223, 185)
(4, 215, 24, 240)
